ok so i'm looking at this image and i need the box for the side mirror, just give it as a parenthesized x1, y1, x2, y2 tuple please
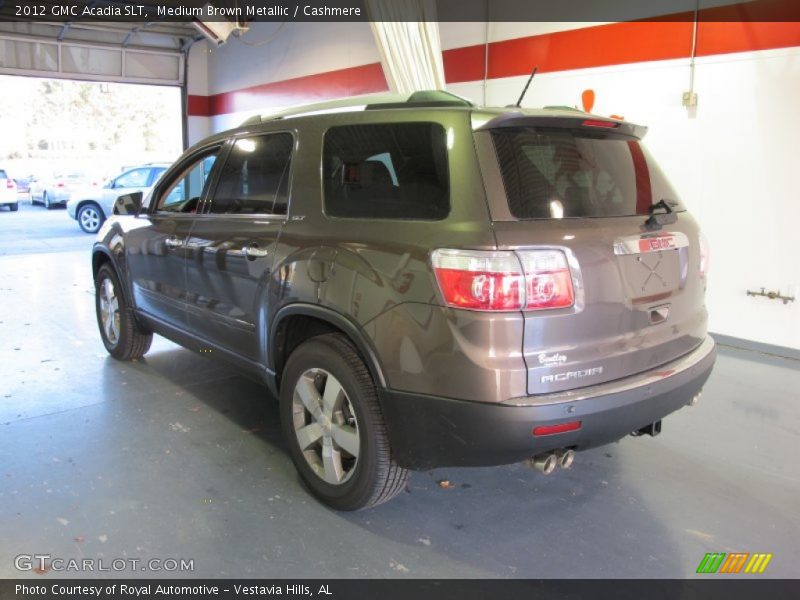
(114, 191, 143, 216)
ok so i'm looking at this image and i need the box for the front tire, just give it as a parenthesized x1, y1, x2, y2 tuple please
(78, 203, 104, 233)
(94, 264, 152, 360)
(280, 333, 408, 510)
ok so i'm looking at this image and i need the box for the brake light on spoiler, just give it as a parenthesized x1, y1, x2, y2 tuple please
(431, 249, 575, 312)
(582, 119, 619, 128)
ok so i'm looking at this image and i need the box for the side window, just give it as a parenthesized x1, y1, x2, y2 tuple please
(114, 168, 150, 189)
(156, 151, 219, 214)
(323, 122, 449, 220)
(208, 134, 293, 215)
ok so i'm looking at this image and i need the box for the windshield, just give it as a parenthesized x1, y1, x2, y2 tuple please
(491, 128, 683, 219)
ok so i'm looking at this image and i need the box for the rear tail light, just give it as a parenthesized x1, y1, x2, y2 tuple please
(699, 232, 709, 278)
(430, 249, 524, 311)
(5, 180, 14, 189)
(517, 250, 575, 310)
(431, 249, 575, 312)
(56, 182, 65, 188)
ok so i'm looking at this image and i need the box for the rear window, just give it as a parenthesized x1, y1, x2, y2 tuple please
(0, 170, 7, 179)
(323, 122, 449, 220)
(491, 128, 683, 219)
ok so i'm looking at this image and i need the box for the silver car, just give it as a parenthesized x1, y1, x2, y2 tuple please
(68, 164, 168, 233)
(30, 171, 96, 209)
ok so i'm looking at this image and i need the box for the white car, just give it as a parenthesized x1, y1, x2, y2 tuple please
(30, 171, 98, 209)
(0, 168, 19, 211)
(67, 164, 169, 233)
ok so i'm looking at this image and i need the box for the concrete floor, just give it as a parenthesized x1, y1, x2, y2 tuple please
(1, 203, 799, 578)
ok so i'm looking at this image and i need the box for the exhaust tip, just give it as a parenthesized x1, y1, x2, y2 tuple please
(527, 453, 558, 475)
(690, 390, 703, 406)
(555, 449, 575, 469)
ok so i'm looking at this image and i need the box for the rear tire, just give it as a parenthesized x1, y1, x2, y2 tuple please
(9, 203, 18, 212)
(78, 203, 104, 233)
(94, 264, 152, 360)
(280, 333, 408, 510)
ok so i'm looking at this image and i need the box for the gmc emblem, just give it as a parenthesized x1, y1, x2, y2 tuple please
(639, 236, 675, 253)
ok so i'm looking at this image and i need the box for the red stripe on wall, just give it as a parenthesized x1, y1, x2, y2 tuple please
(189, 17, 800, 117)
(187, 94, 211, 117)
(204, 62, 387, 117)
(489, 21, 692, 80)
(696, 21, 800, 56)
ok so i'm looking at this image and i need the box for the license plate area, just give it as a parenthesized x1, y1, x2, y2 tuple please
(614, 232, 689, 304)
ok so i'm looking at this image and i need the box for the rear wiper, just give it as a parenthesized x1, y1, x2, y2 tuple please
(645, 199, 678, 230)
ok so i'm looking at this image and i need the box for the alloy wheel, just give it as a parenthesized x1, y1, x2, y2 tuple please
(80, 206, 101, 232)
(291, 368, 360, 485)
(98, 277, 120, 345)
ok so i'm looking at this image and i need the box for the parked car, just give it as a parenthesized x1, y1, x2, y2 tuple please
(30, 171, 98, 209)
(91, 91, 716, 510)
(0, 168, 19, 211)
(68, 164, 169, 233)
(13, 176, 32, 195)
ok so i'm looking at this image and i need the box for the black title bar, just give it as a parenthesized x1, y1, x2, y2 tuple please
(1, 0, 799, 23)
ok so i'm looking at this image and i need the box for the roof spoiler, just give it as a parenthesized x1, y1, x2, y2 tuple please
(474, 112, 648, 139)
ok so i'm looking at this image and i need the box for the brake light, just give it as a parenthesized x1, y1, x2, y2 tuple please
(582, 119, 619, 128)
(699, 232, 710, 278)
(431, 249, 575, 312)
(56, 182, 65, 188)
(5, 180, 14, 189)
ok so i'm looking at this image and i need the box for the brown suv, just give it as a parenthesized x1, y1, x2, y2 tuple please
(92, 91, 716, 510)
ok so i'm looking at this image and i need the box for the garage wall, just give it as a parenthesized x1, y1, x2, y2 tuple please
(196, 22, 386, 133)
(187, 20, 800, 351)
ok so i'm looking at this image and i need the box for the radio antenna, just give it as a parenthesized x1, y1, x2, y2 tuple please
(515, 66, 538, 107)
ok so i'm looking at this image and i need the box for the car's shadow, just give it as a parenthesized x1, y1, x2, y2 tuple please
(111, 345, 688, 578)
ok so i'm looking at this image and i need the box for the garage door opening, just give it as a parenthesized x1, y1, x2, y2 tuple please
(0, 74, 182, 189)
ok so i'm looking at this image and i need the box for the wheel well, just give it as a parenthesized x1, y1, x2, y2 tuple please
(78, 199, 101, 211)
(92, 251, 112, 278)
(273, 315, 339, 384)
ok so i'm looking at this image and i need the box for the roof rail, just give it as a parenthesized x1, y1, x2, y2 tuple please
(240, 90, 474, 127)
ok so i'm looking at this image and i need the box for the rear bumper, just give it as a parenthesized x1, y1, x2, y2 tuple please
(380, 336, 716, 470)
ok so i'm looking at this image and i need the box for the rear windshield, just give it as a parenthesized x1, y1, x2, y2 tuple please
(491, 128, 683, 219)
(0, 170, 7, 179)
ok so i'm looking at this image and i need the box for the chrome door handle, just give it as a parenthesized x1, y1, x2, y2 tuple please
(242, 245, 269, 259)
(164, 237, 184, 248)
